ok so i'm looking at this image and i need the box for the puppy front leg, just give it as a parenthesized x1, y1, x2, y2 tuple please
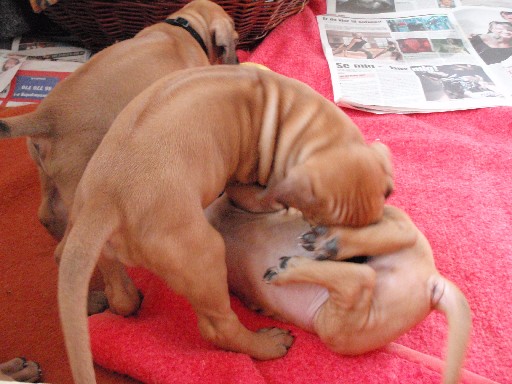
(263, 256, 375, 306)
(147, 218, 294, 360)
(300, 205, 418, 260)
(263, 256, 376, 352)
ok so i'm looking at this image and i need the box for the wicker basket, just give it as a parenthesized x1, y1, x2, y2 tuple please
(43, 0, 309, 52)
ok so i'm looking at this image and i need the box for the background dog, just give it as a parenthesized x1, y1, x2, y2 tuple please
(0, 0, 238, 241)
(0, 0, 238, 315)
(55, 65, 393, 383)
(206, 195, 471, 384)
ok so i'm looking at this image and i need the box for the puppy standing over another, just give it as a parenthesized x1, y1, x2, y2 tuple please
(56, 65, 393, 383)
(206, 195, 471, 384)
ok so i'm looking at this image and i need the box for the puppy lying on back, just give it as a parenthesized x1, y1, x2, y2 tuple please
(55, 65, 393, 383)
(206, 195, 471, 384)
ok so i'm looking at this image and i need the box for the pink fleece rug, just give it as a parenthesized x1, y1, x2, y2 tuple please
(89, 1, 511, 382)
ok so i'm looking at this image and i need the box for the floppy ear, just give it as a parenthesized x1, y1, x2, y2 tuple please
(370, 141, 394, 196)
(370, 141, 392, 174)
(210, 19, 239, 64)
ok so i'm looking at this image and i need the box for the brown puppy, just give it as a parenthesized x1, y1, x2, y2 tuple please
(206, 196, 471, 384)
(56, 65, 393, 383)
(0, 0, 238, 241)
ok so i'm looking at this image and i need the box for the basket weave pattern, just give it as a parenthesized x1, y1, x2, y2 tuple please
(44, 0, 309, 52)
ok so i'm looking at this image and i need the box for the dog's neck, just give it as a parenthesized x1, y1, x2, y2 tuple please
(164, 17, 208, 56)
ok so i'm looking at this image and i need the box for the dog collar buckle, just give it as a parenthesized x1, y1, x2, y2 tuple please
(172, 17, 190, 28)
(164, 17, 208, 56)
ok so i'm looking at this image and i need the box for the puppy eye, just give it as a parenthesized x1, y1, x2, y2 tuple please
(384, 187, 393, 199)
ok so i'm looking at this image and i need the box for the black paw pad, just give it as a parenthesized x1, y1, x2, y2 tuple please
(300, 230, 316, 251)
(312, 226, 328, 236)
(279, 256, 291, 269)
(263, 268, 278, 282)
(316, 237, 339, 260)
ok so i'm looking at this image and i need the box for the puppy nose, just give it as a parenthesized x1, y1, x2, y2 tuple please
(384, 187, 393, 199)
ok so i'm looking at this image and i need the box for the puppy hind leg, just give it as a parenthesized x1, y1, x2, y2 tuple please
(97, 253, 141, 317)
(150, 221, 294, 360)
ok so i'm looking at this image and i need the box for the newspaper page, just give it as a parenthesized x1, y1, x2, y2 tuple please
(11, 36, 91, 63)
(318, 5, 512, 112)
(0, 36, 89, 107)
(327, 0, 460, 15)
(0, 60, 82, 107)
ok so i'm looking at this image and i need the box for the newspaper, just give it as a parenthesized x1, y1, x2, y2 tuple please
(0, 37, 88, 107)
(0, 59, 82, 107)
(0, 51, 27, 94)
(11, 36, 91, 63)
(319, 1, 512, 112)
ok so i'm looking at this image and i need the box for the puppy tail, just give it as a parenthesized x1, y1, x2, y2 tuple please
(57, 202, 119, 384)
(429, 275, 472, 384)
(0, 111, 50, 138)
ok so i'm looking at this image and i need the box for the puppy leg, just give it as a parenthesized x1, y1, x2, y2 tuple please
(300, 205, 418, 260)
(263, 256, 375, 352)
(146, 218, 294, 360)
(0, 358, 42, 383)
(97, 254, 142, 317)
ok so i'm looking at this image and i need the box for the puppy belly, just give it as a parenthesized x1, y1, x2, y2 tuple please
(247, 281, 329, 332)
(208, 196, 328, 331)
(225, 233, 328, 332)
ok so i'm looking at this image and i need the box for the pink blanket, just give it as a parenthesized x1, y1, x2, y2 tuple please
(89, 1, 511, 382)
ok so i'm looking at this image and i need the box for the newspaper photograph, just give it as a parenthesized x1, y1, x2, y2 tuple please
(318, 5, 512, 113)
(0, 51, 27, 97)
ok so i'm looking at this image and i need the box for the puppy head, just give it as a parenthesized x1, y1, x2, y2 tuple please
(209, 18, 239, 64)
(270, 141, 394, 227)
(179, 0, 239, 64)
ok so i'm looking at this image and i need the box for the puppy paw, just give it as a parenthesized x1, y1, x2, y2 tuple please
(106, 287, 143, 317)
(254, 327, 295, 359)
(299, 227, 341, 260)
(263, 256, 312, 284)
(0, 357, 42, 383)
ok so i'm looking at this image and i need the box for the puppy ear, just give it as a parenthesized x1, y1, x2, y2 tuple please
(370, 141, 392, 173)
(370, 141, 394, 196)
(210, 19, 239, 64)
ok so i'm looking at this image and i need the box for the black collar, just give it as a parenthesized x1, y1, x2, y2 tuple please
(164, 17, 208, 56)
